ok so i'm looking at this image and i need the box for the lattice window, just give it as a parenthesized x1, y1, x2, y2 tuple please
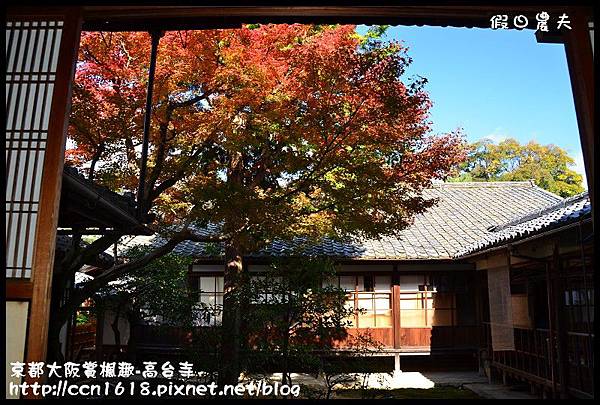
(195, 276, 224, 326)
(326, 275, 392, 328)
(399, 274, 457, 328)
(5, 20, 64, 279)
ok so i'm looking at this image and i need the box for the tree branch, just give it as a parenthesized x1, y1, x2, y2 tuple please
(149, 138, 212, 201)
(146, 94, 209, 204)
(274, 99, 367, 202)
(88, 142, 105, 181)
(66, 233, 122, 275)
(64, 227, 231, 318)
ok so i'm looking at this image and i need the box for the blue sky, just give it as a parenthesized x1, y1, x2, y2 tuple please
(358, 25, 586, 186)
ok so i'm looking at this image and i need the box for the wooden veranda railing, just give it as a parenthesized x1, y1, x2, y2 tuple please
(482, 322, 594, 398)
(67, 320, 96, 361)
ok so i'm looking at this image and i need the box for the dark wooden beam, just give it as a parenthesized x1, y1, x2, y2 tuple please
(545, 253, 558, 397)
(56, 228, 122, 235)
(536, 9, 594, 210)
(395, 262, 475, 271)
(5, 5, 578, 32)
(562, 9, 594, 210)
(6, 280, 34, 300)
(535, 28, 564, 44)
(552, 242, 569, 399)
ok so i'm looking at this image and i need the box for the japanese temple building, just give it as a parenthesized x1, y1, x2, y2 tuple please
(107, 181, 593, 398)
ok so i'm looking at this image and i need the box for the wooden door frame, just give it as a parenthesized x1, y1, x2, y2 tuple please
(5, 8, 82, 395)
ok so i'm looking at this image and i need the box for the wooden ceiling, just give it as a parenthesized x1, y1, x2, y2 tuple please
(79, 5, 587, 31)
(9, 5, 591, 32)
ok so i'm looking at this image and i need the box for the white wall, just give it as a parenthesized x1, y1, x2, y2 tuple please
(59, 322, 68, 358)
(102, 310, 131, 346)
(339, 264, 394, 272)
(196, 263, 397, 273)
(5, 301, 28, 399)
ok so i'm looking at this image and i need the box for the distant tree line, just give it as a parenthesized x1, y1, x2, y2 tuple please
(450, 138, 585, 197)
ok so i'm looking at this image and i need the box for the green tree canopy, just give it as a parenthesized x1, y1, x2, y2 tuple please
(450, 138, 585, 197)
(95, 245, 196, 327)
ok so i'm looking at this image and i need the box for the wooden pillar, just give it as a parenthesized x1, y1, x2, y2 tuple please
(552, 243, 569, 398)
(545, 257, 557, 397)
(6, 7, 82, 398)
(392, 285, 401, 349)
(67, 312, 76, 361)
(95, 307, 105, 362)
(578, 222, 594, 379)
(392, 263, 401, 349)
(536, 7, 594, 211)
(24, 6, 82, 371)
(563, 8, 594, 208)
(394, 353, 401, 377)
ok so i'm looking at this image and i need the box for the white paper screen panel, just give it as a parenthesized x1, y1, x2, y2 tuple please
(5, 20, 64, 279)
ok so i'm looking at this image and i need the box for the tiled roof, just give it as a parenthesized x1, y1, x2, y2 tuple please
(133, 180, 563, 260)
(63, 165, 138, 215)
(60, 166, 153, 235)
(454, 191, 591, 257)
(75, 272, 94, 285)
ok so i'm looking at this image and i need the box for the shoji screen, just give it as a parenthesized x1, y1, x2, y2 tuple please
(5, 20, 64, 279)
(5, 10, 81, 390)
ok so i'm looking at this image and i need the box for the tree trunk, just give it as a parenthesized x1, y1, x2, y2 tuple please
(47, 292, 85, 364)
(95, 306, 105, 362)
(46, 315, 66, 365)
(281, 297, 291, 386)
(218, 242, 244, 386)
(126, 310, 139, 363)
(111, 307, 122, 348)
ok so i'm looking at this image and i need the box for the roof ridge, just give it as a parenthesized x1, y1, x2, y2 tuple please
(64, 164, 137, 209)
(490, 191, 589, 232)
(432, 180, 537, 188)
(526, 181, 565, 200)
(561, 190, 590, 204)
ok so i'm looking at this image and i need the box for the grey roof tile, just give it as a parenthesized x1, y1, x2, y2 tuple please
(127, 181, 566, 260)
(454, 191, 590, 257)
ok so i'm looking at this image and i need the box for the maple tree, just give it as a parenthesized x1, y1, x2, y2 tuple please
(59, 24, 465, 383)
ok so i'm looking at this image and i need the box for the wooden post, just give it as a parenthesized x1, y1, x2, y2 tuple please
(545, 259, 557, 397)
(536, 7, 593, 212)
(392, 263, 401, 349)
(95, 307, 105, 362)
(392, 285, 401, 349)
(394, 353, 401, 377)
(562, 8, 594, 209)
(6, 10, 83, 398)
(136, 30, 162, 217)
(552, 242, 569, 398)
(578, 222, 593, 356)
(353, 276, 359, 328)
